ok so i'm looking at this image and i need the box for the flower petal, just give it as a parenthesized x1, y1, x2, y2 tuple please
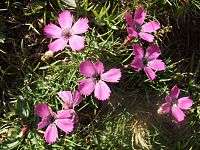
(94, 61, 104, 75)
(72, 91, 82, 107)
(58, 91, 73, 107)
(171, 106, 185, 122)
(56, 119, 74, 134)
(133, 44, 144, 58)
(125, 12, 134, 27)
(44, 124, 58, 144)
(134, 7, 146, 25)
(57, 109, 78, 123)
(34, 103, 51, 118)
(139, 32, 154, 43)
(69, 35, 84, 51)
(101, 69, 121, 83)
(56, 109, 74, 119)
(79, 61, 96, 77)
(165, 95, 172, 103)
(144, 67, 156, 80)
(44, 23, 62, 39)
(131, 57, 144, 71)
(58, 10, 73, 29)
(127, 27, 138, 38)
(161, 102, 171, 114)
(170, 85, 180, 99)
(37, 117, 49, 130)
(72, 18, 89, 34)
(78, 78, 95, 96)
(178, 97, 193, 110)
(94, 80, 111, 101)
(145, 44, 161, 60)
(142, 21, 160, 33)
(48, 39, 67, 52)
(149, 59, 166, 71)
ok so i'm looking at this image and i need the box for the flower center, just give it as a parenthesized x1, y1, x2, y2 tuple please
(95, 75, 101, 82)
(142, 58, 149, 66)
(135, 23, 142, 32)
(61, 28, 72, 40)
(172, 98, 178, 106)
(47, 114, 56, 124)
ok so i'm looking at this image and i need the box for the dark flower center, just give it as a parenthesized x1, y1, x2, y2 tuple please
(61, 28, 72, 40)
(47, 115, 56, 124)
(135, 23, 142, 32)
(94, 74, 101, 82)
(142, 58, 149, 66)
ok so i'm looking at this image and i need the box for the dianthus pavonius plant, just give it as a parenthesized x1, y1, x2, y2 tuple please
(35, 8, 193, 143)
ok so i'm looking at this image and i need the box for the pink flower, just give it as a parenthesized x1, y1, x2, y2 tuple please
(58, 91, 82, 109)
(44, 10, 89, 52)
(78, 61, 121, 101)
(34, 103, 75, 144)
(125, 7, 160, 42)
(131, 44, 166, 80)
(58, 91, 82, 123)
(159, 85, 193, 122)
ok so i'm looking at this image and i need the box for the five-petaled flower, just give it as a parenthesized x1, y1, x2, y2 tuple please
(125, 7, 160, 42)
(44, 10, 89, 52)
(158, 85, 193, 122)
(78, 61, 121, 101)
(34, 103, 75, 144)
(131, 44, 166, 80)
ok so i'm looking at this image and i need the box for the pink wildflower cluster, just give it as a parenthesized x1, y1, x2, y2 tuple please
(125, 7, 165, 80)
(36, 10, 121, 143)
(124, 7, 192, 121)
(34, 7, 193, 144)
(35, 60, 121, 143)
(34, 91, 82, 143)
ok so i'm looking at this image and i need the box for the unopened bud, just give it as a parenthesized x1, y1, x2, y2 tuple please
(123, 35, 133, 45)
(19, 126, 30, 138)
